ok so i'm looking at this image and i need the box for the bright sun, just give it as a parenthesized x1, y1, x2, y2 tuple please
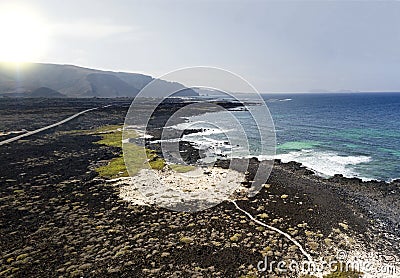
(0, 5, 49, 63)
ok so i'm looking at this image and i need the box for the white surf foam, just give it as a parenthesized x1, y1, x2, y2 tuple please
(275, 149, 372, 179)
(388, 177, 400, 183)
(267, 98, 293, 103)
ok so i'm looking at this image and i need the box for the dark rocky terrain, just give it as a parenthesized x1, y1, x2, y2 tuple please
(0, 98, 398, 277)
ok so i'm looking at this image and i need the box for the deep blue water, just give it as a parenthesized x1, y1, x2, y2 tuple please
(180, 93, 400, 181)
(266, 93, 400, 181)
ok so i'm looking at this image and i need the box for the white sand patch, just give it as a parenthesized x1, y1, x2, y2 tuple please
(119, 166, 246, 211)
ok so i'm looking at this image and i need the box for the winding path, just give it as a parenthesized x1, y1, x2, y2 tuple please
(231, 199, 313, 262)
(0, 107, 102, 146)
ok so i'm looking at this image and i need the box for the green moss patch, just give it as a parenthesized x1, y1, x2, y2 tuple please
(96, 156, 129, 179)
(94, 125, 123, 133)
(170, 164, 196, 173)
(94, 125, 166, 178)
(95, 131, 123, 148)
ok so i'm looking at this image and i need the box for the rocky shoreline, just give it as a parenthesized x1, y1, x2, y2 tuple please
(0, 98, 399, 277)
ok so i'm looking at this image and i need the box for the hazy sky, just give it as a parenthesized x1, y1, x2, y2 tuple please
(2, 0, 400, 92)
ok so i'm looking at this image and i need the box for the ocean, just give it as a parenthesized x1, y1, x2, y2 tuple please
(174, 93, 400, 182)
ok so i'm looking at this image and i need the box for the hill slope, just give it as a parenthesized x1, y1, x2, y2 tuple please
(30, 87, 67, 98)
(0, 63, 197, 98)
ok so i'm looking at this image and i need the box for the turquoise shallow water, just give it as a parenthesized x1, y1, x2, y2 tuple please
(182, 93, 400, 181)
(266, 93, 400, 181)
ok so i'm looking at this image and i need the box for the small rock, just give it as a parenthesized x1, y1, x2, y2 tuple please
(338, 222, 349, 230)
(257, 213, 269, 219)
(308, 241, 319, 251)
(230, 233, 242, 242)
(324, 238, 333, 246)
(180, 237, 193, 244)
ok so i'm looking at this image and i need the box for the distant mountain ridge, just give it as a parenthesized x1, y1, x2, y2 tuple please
(0, 63, 197, 98)
(31, 87, 66, 98)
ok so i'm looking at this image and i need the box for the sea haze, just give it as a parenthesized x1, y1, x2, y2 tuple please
(178, 93, 400, 181)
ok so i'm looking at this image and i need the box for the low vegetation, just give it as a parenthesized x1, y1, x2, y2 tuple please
(169, 164, 196, 173)
(323, 267, 363, 278)
(96, 156, 128, 179)
(93, 125, 165, 178)
(300, 265, 363, 278)
(92, 126, 364, 278)
(95, 129, 123, 148)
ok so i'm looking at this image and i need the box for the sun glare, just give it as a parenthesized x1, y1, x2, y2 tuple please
(0, 5, 49, 63)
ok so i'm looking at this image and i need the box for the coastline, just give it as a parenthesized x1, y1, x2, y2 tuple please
(126, 97, 400, 275)
(0, 97, 399, 277)
(135, 96, 400, 275)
